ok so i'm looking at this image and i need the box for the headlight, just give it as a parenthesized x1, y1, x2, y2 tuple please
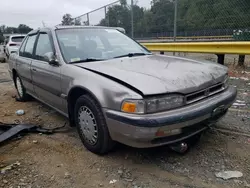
(121, 95, 184, 114)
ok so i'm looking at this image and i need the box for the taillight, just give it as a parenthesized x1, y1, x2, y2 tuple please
(9, 43, 17, 46)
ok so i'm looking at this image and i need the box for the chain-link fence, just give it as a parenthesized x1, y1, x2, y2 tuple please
(73, 1, 121, 27)
(61, 0, 250, 41)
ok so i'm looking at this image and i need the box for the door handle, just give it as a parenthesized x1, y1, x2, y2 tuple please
(32, 68, 37, 72)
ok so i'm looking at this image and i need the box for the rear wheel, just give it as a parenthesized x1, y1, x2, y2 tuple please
(14, 74, 30, 101)
(74, 95, 115, 154)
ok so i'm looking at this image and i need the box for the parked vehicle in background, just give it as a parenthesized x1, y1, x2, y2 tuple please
(3, 38, 9, 53)
(8, 26, 237, 154)
(5, 35, 25, 58)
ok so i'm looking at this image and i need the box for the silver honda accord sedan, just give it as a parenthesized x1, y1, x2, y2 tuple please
(8, 26, 237, 154)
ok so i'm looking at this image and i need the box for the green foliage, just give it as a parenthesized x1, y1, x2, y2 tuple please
(0, 24, 33, 34)
(97, 0, 250, 38)
(61, 14, 74, 25)
(17, 24, 33, 33)
(74, 18, 81, 26)
(0, 34, 4, 43)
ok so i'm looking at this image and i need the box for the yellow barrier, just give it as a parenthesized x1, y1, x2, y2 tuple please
(142, 42, 250, 55)
(157, 35, 232, 40)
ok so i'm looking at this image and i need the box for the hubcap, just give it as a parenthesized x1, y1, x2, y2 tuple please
(16, 77, 23, 97)
(78, 106, 98, 145)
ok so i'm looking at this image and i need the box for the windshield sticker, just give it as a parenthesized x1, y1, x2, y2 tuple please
(70, 58, 81, 62)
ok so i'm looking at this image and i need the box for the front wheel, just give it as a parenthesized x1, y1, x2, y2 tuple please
(74, 95, 115, 154)
(14, 74, 30, 101)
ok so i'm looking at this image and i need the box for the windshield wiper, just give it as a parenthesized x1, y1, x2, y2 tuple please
(114, 52, 151, 59)
(70, 58, 104, 64)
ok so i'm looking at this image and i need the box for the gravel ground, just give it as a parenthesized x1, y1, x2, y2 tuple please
(217, 74, 250, 133)
(0, 57, 250, 188)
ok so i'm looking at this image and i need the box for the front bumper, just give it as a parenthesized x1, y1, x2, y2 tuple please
(104, 86, 237, 148)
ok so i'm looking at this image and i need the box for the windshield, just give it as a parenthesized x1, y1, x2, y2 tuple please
(56, 28, 151, 63)
(11, 36, 25, 43)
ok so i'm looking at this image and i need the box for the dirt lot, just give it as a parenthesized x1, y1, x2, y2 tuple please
(0, 58, 250, 188)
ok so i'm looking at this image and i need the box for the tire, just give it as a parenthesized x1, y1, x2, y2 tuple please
(14, 74, 30, 101)
(74, 95, 115, 154)
(186, 133, 202, 146)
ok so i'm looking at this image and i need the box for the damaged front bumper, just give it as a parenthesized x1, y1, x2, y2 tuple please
(104, 86, 237, 148)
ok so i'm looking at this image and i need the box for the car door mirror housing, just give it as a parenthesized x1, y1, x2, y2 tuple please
(43, 52, 59, 65)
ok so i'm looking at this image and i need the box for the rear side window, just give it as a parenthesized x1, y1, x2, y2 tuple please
(35, 33, 53, 61)
(11, 36, 25, 43)
(19, 37, 29, 56)
(23, 35, 37, 58)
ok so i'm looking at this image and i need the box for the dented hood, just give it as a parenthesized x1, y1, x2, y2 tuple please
(76, 55, 228, 95)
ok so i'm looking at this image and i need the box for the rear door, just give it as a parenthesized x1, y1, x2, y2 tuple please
(31, 32, 63, 110)
(17, 34, 37, 96)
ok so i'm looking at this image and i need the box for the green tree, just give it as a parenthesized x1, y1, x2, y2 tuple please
(0, 25, 6, 33)
(74, 18, 81, 25)
(0, 33, 4, 43)
(150, 0, 175, 33)
(18, 24, 33, 33)
(61, 14, 74, 25)
(5, 27, 18, 34)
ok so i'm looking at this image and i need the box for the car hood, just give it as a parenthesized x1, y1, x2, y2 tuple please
(76, 55, 228, 95)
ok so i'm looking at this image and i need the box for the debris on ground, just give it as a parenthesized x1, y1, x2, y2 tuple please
(16, 109, 25, 116)
(215, 171, 243, 180)
(233, 100, 246, 107)
(109, 179, 118, 184)
(240, 77, 249, 81)
(1, 161, 21, 174)
(64, 172, 70, 178)
(230, 77, 239, 80)
(236, 100, 246, 103)
(118, 169, 123, 175)
(232, 103, 246, 107)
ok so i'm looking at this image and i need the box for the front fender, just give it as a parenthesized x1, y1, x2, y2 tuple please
(62, 65, 142, 111)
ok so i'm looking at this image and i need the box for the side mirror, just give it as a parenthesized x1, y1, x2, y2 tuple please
(43, 52, 59, 66)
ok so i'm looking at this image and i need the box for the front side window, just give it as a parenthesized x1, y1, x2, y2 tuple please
(35, 33, 53, 61)
(56, 28, 151, 63)
(23, 34, 37, 58)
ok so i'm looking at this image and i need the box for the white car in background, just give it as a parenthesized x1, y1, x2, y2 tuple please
(5, 35, 26, 58)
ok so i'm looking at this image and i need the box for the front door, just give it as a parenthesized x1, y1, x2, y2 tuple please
(31, 32, 63, 111)
(16, 34, 38, 96)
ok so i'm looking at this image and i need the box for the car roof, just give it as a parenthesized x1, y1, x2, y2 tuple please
(28, 26, 125, 35)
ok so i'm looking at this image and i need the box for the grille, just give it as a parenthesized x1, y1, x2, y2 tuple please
(185, 83, 224, 104)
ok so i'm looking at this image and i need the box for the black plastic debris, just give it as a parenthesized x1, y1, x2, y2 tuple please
(0, 122, 66, 145)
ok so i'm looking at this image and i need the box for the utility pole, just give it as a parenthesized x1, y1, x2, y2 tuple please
(131, 0, 134, 38)
(87, 13, 90, 26)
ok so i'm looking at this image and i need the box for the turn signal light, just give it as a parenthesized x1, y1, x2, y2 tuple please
(121, 102, 136, 113)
